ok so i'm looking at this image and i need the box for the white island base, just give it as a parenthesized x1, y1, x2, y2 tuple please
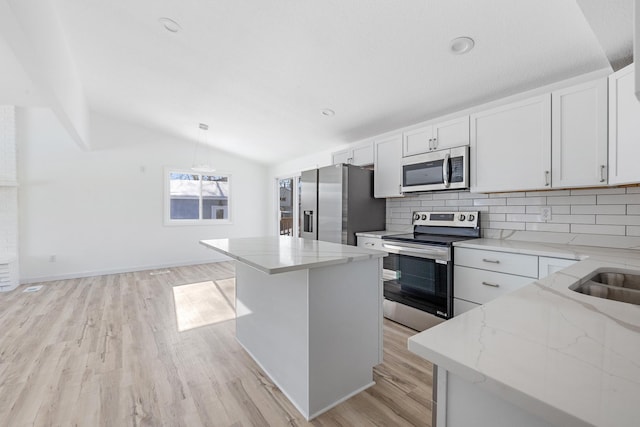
(432, 366, 560, 427)
(235, 259, 382, 420)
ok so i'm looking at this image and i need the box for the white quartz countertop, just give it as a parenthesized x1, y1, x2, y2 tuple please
(200, 236, 385, 275)
(355, 230, 399, 238)
(409, 240, 640, 427)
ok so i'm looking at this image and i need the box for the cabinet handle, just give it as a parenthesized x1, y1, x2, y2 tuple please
(544, 171, 550, 186)
(365, 242, 374, 246)
(482, 258, 500, 264)
(432, 137, 437, 149)
(600, 165, 606, 183)
(428, 138, 433, 150)
(482, 281, 500, 288)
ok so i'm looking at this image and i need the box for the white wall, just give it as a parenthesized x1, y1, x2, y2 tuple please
(18, 108, 268, 283)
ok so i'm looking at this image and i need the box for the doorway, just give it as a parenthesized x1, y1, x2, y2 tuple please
(277, 176, 300, 237)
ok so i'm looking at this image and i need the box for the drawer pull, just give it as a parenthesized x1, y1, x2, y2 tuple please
(482, 281, 500, 288)
(365, 242, 374, 246)
(482, 258, 500, 264)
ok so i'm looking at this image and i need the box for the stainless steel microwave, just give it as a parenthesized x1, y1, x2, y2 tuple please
(401, 145, 469, 193)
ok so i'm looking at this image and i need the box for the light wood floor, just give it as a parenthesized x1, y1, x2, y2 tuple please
(0, 262, 433, 426)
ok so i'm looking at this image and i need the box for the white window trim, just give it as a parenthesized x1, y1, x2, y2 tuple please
(164, 166, 233, 226)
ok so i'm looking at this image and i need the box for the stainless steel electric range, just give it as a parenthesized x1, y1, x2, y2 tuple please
(381, 211, 480, 331)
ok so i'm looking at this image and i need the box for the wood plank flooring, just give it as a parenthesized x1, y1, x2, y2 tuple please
(0, 262, 433, 426)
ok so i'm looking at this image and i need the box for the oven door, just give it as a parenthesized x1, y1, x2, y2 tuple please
(382, 246, 452, 319)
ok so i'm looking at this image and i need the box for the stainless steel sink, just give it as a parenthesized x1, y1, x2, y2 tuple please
(571, 269, 640, 305)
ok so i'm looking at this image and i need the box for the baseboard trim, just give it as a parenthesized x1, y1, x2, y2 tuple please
(19, 257, 233, 285)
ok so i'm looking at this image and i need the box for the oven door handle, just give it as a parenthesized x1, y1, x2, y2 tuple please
(382, 243, 450, 261)
(442, 153, 450, 188)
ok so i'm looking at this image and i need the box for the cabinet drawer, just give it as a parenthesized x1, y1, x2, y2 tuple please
(454, 298, 481, 316)
(454, 266, 535, 304)
(455, 247, 538, 278)
(357, 236, 385, 251)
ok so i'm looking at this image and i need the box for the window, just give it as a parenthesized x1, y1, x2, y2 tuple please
(165, 169, 231, 224)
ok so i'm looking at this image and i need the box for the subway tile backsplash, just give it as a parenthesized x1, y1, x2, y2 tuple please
(386, 187, 640, 249)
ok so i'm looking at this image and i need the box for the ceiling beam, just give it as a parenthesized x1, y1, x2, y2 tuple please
(0, 0, 90, 149)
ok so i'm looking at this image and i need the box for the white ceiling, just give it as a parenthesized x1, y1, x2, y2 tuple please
(17, 0, 632, 163)
(0, 36, 41, 106)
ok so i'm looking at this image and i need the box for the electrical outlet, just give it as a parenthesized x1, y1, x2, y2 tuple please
(540, 207, 552, 222)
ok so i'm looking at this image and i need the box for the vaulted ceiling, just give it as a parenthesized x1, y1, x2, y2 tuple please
(1, 0, 633, 164)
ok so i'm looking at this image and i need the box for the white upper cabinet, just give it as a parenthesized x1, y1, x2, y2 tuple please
(374, 133, 403, 198)
(609, 63, 640, 185)
(332, 141, 374, 166)
(332, 149, 350, 165)
(403, 116, 469, 157)
(433, 116, 470, 150)
(551, 79, 608, 188)
(471, 94, 552, 193)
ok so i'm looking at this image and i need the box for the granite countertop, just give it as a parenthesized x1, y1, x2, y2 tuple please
(409, 239, 640, 427)
(200, 236, 385, 275)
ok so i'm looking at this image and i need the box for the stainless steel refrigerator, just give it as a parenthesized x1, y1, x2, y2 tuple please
(300, 164, 386, 245)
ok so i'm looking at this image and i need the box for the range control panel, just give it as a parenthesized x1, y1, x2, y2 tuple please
(411, 211, 479, 228)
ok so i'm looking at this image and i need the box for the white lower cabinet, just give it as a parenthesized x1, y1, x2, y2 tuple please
(454, 248, 579, 316)
(357, 236, 385, 251)
(454, 247, 538, 278)
(454, 266, 536, 305)
(453, 247, 538, 316)
(538, 256, 576, 279)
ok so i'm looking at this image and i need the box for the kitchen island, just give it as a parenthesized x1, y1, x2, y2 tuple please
(409, 240, 640, 427)
(199, 236, 385, 420)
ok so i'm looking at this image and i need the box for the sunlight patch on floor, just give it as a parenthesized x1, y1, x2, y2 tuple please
(172, 279, 235, 331)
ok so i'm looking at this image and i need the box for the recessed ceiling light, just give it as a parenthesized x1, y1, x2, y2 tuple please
(449, 37, 475, 55)
(159, 17, 181, 33)
(321, 109, 335, 116)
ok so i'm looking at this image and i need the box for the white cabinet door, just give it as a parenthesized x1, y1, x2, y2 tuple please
(332, 143, 374, 166)
(609, 63, 640, 185)
(471, 94, 552, 193)
(538, 257, 576, 279)
(357, 236, 384, 250)
(403, 126, 433, 157)
(332, 149, 350, 165)
(351, 142, 374, 166)
(552, 79, 608, 188)
(433, 116, 470, 150)
(455, 248, 539, 278)
(374, 134, 404, 198)
(403, 116, 470, 157)
(454, 266, 535, 305)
